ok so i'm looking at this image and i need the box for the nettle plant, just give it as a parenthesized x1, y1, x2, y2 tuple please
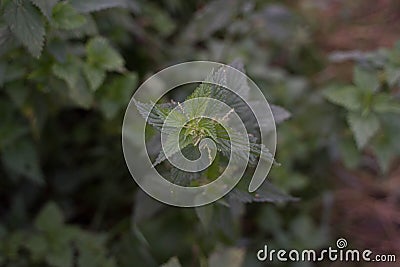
(135, 61, 297, 224)
(0, 1, 136, 266)
(324, 42, 400, 172)
(0, 0, 137, 183)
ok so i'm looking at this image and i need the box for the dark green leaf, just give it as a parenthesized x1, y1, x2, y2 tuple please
(1, 138, 44, 184)
(24, 234, 48, 260)
(180, 0, 239, 42)
(34, 202, 64, 232)
(161, 257, 182, 267)
(30, 0, 58, 19)
(70, 0, 128, 13)
(46, 246, 73, 267)
(229, 181, 298, 204)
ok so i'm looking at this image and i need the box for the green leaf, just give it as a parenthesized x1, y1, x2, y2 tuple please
(208, 247, 245, 267)
(229, 181, 298, 204)
(372, 93, 400, 114)
(195, 204, 214, 230)
(98, 73, 137, 119)
(372, 129, 399, 173)
(46, 246, 73, 267)
(83, 63, 105, 91)
(24, 234, 48, 260)
(161, 257, 182, 267)
(76, 235, 117, 267)
(271, 104, 291, 123)
(70, 0, 128, 13)
(30, 0, 58, 19)
(52, 57, 93, 108)
(1, 138, 44, 184)
(68, 73, 93, 108)
(339, 138, 361, 169)
(353, 66, 379, 92)
(385, 65, 400, 86)
(3, 0, 45, 58)
(86, 37, 124, 71)
(180, 0, 239, 42)
(34, 202, 64, 232)
(169, 161, 201, 186)
(142, 3, 176, 37)
(0, 25, 16, 58)
(134, 101, 177, 130)
(323, 86, 362, 111)
(133, 190, 164, 224)
(4, 81, 29, 108)
(52, 2, 87, 30)
(52, 58, 80, 89)
(347, 112, 380, 149)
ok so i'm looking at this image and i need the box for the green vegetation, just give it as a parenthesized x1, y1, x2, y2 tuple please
(0, 1, 399, 267)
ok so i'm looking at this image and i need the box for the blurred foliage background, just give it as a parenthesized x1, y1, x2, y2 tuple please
(0, 0, 399, 266)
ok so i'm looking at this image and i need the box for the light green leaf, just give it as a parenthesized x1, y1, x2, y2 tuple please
(86, 37, 124, 71)
(353, 66, 379, 92)
(347, 112, 380, 149)
(372, 93, 400, 114)
(323, 86, 361, 111)
(30, 0, 58, 19)
(52, 2, 86, 30)
(83, 63, 105, 91)
(52, 58, 80, 89)
(68, 73, 93, 108)
(3, 0, 45, 58)
(208, 247, 245, 267)
(70, 0, 127, 13)
(52, 57, 93, 108)
(161, 257, 182, 267)
(34, 202, 64, 232)
(1, 139, 44, 184)
(98, 73, 137, 119)
(195, 204, 214, 230)
(385, 65, 400, 87)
